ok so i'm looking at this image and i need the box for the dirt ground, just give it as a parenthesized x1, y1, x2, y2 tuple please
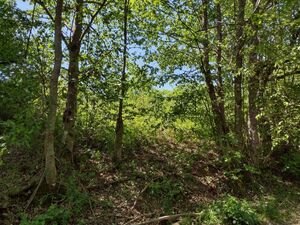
(1, 139, 300, 225)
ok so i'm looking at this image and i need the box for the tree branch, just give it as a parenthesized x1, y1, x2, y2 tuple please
(80, 0, 109, 42)
(35, 0, 70, 49)
(0, 60, 16, 65)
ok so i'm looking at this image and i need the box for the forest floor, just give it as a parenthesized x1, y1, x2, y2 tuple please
(1, 137, 300, 225)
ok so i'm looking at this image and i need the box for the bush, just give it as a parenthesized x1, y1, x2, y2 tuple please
(1, 109, 43, 150)
(148, 178, 183, 211)
(20, 204, 71, 225)
(257, 198, 281, 222)
(64, 176, 89, 214)
(198, 196, 260, 225)
(20, 177, 89, 225)
(282, 151, 300, 178)
(221, 196, 260, 225)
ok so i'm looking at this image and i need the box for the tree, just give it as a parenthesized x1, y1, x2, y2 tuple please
(247, 0, 261, 161)
(215, 2, 229, 138)
(62, 0, 109, 163)
(234, 0, 246, 148)
(44, 0, 63, 188)
(201, 0, 228, 146)
(113, 0, 129, 162)
(62, 0, 84, 163)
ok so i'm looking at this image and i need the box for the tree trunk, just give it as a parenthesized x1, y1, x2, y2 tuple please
(201, 0, 227, 145)
(215, 3, 229, 136)
(44, 0, 63, 188)
(113, 0, 129, 162)
(234, 0, 246, 147)
(248, 0, 261, 160)
(62, 0, 83, 163)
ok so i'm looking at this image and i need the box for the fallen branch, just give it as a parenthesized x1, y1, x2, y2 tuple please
(131, 177, 162, 210)
(124, 213, 154, 225)
(6, 176, 39, 197)
(25, 170, 45, 210)
(132, 212, 202, 225)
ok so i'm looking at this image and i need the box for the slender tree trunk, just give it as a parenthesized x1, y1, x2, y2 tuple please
(248, 0, 260, 160)
(215, 3, 229, 136)
(44, 0, 63, 188)
(62, 0, 83, 163)
(201, 0, 226, 144)
(113, 0, 129, 162)
(234, 0, 246, 147)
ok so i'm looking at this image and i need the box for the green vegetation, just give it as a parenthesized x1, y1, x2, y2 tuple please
(199, 196, 260, 225)
(0, 0, 299, 224)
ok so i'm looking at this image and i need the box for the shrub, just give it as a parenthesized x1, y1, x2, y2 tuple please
(20, 177, 89, 225)
(198, 196, 260, 225)
(148, 178, 183, 211)
(64, 176, 89, 214)
(282, 151, 300, 178)
(257, 198, 281, 222)
(20, 204, 71, 225)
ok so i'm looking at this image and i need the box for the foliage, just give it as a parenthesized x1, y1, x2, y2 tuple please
(20, 204, 71, 225)
(20, 177, 89, 225)
(281, 152, 300, 178)
(64, 176, 90, 214)
(0, 0, 299, 224)
(198, 196, 260, 225)
(0, 0, 28, 65)
(1, 111, 43, 149)
(261, 81, 300, 152)
(257, 198, 282, 222)
(148, 177, 183, 211)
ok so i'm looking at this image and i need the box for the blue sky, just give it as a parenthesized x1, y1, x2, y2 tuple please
(16, 0, 33, 10)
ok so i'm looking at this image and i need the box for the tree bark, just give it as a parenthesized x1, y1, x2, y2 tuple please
(234, 0, 246, 147)
(248, 0, 260, 160)
(44, 0, 63, 187)
(62, 0, 83, 163)
(201, 0, 227, 145)
(215, 2, 229, 136)
(60, 0, 109, 163)
(113, 0, 129, 162)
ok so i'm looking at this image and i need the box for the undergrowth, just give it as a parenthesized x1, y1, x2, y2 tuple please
(20, 177, 89, 225)
(198, 196, 260, 225)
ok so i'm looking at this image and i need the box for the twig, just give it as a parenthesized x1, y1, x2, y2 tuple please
(131, 183, 149, 209)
